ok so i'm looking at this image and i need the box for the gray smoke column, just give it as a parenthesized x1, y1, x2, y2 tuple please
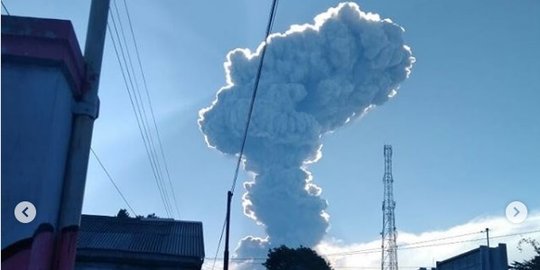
(198, 1, 414, 262)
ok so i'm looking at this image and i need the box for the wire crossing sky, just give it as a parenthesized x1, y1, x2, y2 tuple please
(106, 0, 181, 219)
(208, 0, 280, 269)
(5, 0, 539, 269)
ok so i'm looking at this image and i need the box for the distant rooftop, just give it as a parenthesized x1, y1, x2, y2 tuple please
(435, 244, 508, 270)
(77, 214, 205, 267)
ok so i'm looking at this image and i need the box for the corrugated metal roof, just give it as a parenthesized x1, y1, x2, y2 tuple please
(78, 214, 204, 258)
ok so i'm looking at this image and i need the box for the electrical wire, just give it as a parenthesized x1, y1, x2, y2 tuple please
(399, 230, 485, 248)
(120, 0, 182, 218)
(204, 228, 540, 261)
(399, 229, 540, 251)
(107, 14, 173, 218)
(211, 217, 228, 270)
(324, 230, 486, 257)
(90, 147, 137, 216)
(109, 1, 175, 218)
(210, 0, 280, 269)
(230, 0, 279, 194)
(1, 1, 10, 15)
(109, 0, 182, 220)
(108, 15, 172, 218)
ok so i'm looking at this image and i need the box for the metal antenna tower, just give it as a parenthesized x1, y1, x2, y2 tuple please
(381, 145, 398, 270)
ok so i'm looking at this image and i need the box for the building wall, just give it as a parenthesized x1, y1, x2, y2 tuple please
(436, 244, 508, 270)
(437, 250, 481, 270)
(2, 14, 89, 270)
(1, 61, 74, 249)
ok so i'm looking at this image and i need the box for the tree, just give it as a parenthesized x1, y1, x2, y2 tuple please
(117, 209, 161, 220)
(263, 245, 333, 270)
(510, 238, 540, 270)
(116, 209, 130, 219)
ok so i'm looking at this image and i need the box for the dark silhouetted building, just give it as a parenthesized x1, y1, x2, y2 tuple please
(418, 244, 508, 270)
(76, 214, 205, 270)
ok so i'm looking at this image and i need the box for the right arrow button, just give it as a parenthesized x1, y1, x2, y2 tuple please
(506, 201, 528, 224)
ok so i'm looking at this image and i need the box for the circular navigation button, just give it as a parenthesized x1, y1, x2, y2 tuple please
(506, 201, 528, 224)
(14, 201, 36, 224)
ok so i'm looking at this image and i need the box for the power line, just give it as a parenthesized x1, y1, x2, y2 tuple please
(1, 1, 10, 15)
(204, 228, 540, 261)
(230, 0, 279, 194)
(107, 14, 172, 218)
(211, 217, 228, 270)
(109, 0, 181, 220)
(399, 229, 540, 251)
(211, 0, 280, 269)
(107, 13, 173, 218)
(90, 147, 137, 216)
(399, 230, 484, 247)
(120, 0, 181, 218)
(325, 229, 540, 257)
(324, 230, 485, 257)
(110, 0, 175, 218)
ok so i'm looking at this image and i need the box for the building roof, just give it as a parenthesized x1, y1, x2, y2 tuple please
(77, 214, 205, 259)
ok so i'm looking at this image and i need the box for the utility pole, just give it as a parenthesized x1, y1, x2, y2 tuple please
(224, 191, 233, 270)
(381, 145, 398, 270)
(485, 228, 490, 247)
(55, 1, 110, 269)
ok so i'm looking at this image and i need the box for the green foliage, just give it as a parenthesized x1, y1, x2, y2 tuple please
(116, 209, 130, 219)
(510, 238, 540, 270)
(117, 209, 159, 219)
(263, 245, 333, 270)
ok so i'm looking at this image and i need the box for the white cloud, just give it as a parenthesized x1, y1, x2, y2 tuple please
(202, 213, 539, 269)
(202, 212, 540, 269)
(316, 213, 540, 269)
(198, 2, 415, 261)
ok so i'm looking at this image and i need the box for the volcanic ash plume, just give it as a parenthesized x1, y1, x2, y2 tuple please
(198, 1, 415, 262)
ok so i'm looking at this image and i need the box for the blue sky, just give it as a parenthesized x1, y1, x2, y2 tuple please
(5, 0, 540, 262)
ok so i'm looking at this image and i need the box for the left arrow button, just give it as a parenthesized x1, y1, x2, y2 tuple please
(15, 201, 36, 224)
